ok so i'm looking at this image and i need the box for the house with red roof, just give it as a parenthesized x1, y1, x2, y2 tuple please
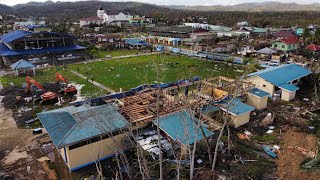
(271, 37, 300, 52)
(273, 31, 297, 39)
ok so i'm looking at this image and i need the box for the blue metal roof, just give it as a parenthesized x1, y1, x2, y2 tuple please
(279, 84, 299, 92)
(10, 59, 34, 70)
(0, 30, 33, 44)
(0, 30, 78, 44)
(249, 88, 269, 98)
(38, 104, 129, 148)
(153, 110, 214, 145)
(124, 38, 149, 46)
(214, 98, 254, 116)
(201, 104, 221, 114)
(0, 42, 86, 57)
(247, 64, 311, 86)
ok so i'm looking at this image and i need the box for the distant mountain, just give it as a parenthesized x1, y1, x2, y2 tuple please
(169, 2, 320, 12)
(4, 1, 170, 18)
(0, 4, 13, 14)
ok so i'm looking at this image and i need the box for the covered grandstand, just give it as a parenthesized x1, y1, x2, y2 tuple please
(0, 30, 87, 68)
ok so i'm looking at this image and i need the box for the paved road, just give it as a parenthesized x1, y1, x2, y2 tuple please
(68, 70, 116, 93)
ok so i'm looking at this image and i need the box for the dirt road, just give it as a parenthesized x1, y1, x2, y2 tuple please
(276, 128, 320, 180)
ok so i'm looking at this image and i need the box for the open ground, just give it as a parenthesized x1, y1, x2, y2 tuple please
(0, 54, 239, 97)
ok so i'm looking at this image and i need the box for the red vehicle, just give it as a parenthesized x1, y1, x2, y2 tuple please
(56, 72, 77, 94)
(25, 76, 58, 101)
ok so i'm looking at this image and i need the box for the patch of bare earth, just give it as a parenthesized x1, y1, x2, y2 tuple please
(276, 128, 320, 180)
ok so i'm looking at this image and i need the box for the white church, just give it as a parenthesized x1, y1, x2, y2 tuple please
(80, 7, 133, 27)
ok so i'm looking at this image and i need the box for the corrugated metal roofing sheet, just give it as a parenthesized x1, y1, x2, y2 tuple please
(247, 64, 311, 86)
(249, 88, 269, 98)
(215, 98, 254, 116)
(279, 84, 299, 92)
(124, 38, 148, 46)
(38, 104, 129, 148)
(10, 59, 34, 70)
(154, 110, 214, 145)
(0, 30, 33, 44)
(0, 30, 78, 44)
(201, 105, 221, 114)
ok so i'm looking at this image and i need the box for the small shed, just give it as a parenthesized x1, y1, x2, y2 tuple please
(10, 59, 35, 76)
(279, 84, 299, 101)
(215, 98, 254, 128)
(247, 88, 269, 110)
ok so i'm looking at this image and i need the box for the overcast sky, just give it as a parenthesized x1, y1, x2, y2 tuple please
(1, 0, 320, 6)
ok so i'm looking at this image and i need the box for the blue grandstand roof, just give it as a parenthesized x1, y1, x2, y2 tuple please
(0, 30, 33, 44)
(153, 110, 214, 145)
(38, 104, 129, 148)
(249, 88, 269, 98)
(214, 97, 254, 116)
(0, 30, 78, 44)
(10, 59, 34, 70)
(247, 64, 311, 86)
(0, 42, 86, 57)
(279, 84, 299, 92)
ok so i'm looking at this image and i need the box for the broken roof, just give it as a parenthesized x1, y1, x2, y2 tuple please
(154, 110, 214, 145)
(38, 104, 129, 148)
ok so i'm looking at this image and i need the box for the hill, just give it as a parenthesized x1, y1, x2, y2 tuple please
(8, 1, 170, 18)
(170, 2, 320, 12)
(0, 4, 13, 14)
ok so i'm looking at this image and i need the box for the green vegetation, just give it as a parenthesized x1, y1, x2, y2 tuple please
(252, 134, 278, 143)
(1, 54, 239, 97)
(96, 49, 140, 58)
(69, 54, 239, 91)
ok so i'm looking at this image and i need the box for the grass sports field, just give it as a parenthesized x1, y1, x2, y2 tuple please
(0, 53, 240, 97)
(96, 49, 140, 58)
(69, 54, 239, 91)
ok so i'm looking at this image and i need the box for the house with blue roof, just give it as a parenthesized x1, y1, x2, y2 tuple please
(214, 98, 255, 128)
(37, 103, 130, 171)
(246, 64, 311, 101)
(123, 38, 149, 49)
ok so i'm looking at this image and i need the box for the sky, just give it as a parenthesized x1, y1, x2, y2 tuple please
(1, 0, 320, 6)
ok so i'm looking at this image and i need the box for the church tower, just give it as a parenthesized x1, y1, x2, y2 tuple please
(97, 6, 105, 20)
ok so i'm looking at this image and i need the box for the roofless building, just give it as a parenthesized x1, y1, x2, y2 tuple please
(0, 26, 86, 68)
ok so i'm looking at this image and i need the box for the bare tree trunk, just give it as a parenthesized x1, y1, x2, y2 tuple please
(156, 74, 163, 180)
(227, 125, 231, 158)
(211, 117, 227, 171)
(116, 152, 124, 180)
(199, 125, 213, 166)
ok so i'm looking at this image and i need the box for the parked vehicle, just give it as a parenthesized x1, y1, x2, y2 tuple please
(33, 128, 43, 134)
(266, 60, 280, 66)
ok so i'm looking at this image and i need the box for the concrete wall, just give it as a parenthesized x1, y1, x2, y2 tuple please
(281, 90, 296, 101)
(65, 132, 129, 170)
(245, 76, 275, 96)
(230, 112, 251, 128)
(247, 93, 268, 110)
